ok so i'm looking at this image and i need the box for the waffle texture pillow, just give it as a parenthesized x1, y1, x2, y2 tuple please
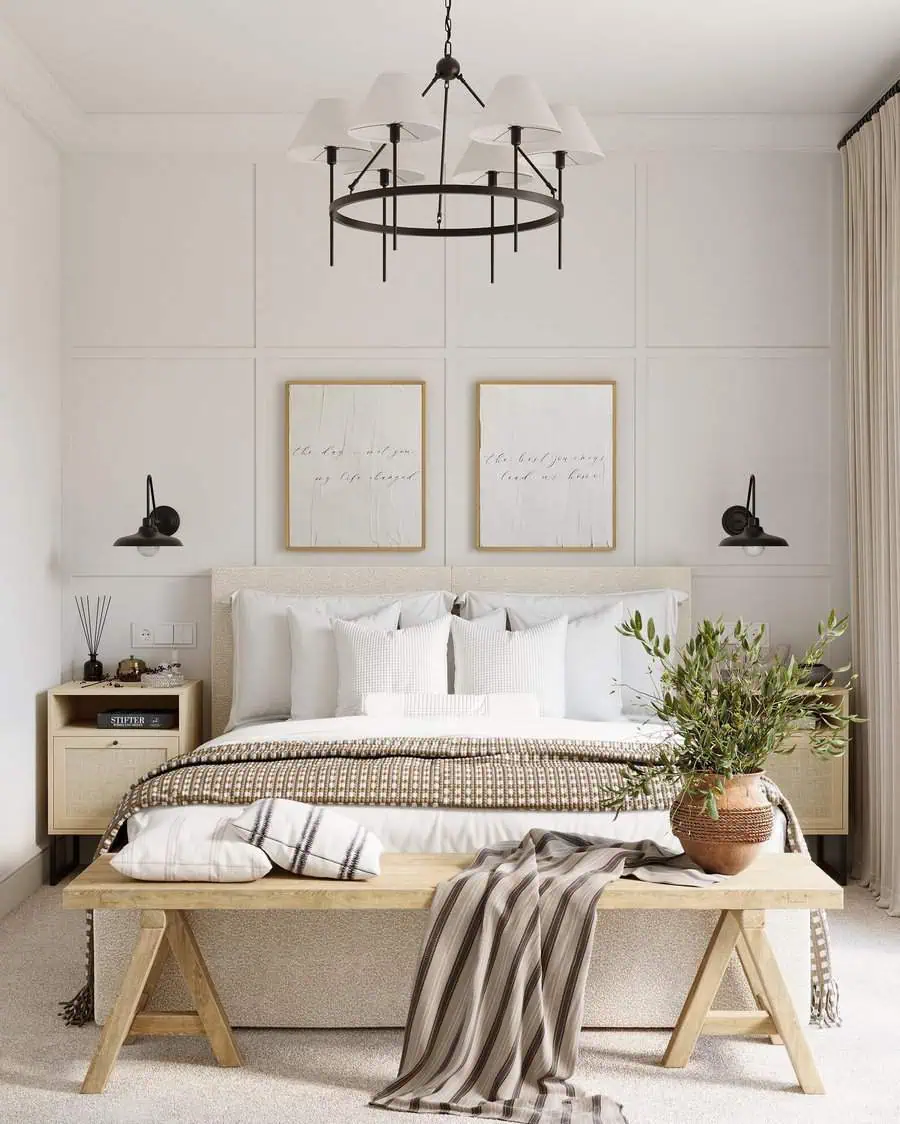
(333, 614, 452, 716)
(231, 798, 383, 881)
(110, 812, 271, 882)
(450, 614, 568, 717)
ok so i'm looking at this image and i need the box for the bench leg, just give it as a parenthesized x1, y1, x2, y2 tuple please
(662, 909, 825, 1095)
(81, 908, 241, 1094)
(81, 910, 168, 1093)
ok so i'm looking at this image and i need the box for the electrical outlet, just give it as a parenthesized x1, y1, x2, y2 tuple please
(131, 624, 154, 647)
(131, 622, 197, 648)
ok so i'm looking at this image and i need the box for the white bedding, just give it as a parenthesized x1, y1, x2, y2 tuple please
(127, 715, 787, 855)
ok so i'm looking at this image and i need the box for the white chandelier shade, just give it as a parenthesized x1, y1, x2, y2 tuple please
(287, 98, 372, 164)
(452, 141, 534, 187)
(470, 75, 561, 146)
(348, 73, 442, 143)
(526, 104, 605, 167)
(347, 146, 426, 186)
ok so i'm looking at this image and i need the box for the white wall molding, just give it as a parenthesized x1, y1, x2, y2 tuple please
(0, 849, 45, 921)
(0, 17, 80, 147)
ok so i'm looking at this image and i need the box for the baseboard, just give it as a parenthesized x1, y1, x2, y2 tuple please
(0, 848, 47, 921)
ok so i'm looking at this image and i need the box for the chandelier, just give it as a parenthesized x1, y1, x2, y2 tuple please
(287, 0, 604, 282)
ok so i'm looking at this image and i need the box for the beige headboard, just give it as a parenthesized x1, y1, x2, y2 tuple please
(210, 566, 692, 737)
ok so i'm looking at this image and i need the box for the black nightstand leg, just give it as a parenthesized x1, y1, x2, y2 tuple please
(49, 835, 79, 886)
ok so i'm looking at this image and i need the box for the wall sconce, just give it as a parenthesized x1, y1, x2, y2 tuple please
(719, 474, 787, 556)
(114, 474, 183, 557)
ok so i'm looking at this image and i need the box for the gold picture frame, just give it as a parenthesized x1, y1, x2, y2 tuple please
(284, 380, 426, 551)
(476, 380, 617, 551)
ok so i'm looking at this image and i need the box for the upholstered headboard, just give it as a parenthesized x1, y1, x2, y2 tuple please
(210, 566, 692, 737)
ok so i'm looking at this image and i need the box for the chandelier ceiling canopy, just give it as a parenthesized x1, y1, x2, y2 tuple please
(287, 0, 603, 282)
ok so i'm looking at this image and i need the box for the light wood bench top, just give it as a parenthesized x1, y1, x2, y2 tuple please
(63, 851, 842, 912)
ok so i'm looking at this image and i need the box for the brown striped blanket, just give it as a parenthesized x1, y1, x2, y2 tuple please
(61, 734, 838, 1029)
(372, 831, 723, 1123)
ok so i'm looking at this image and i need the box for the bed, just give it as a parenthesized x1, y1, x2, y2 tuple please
(90, 566, 814, 1029)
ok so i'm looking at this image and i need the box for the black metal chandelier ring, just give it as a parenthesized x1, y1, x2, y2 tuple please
(331, 183, 563, 238)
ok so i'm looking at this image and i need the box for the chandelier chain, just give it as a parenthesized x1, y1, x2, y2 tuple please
(444, 0, 452, 57)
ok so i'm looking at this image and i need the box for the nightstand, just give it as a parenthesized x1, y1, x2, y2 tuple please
(47, 679, 203, 884)
(765, 686, 851, 883)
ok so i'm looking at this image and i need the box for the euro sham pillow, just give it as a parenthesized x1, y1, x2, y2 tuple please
(111, 812, 271, 882)
(462, 588, 687, 715)
(288, 602, 401, 720)
(506, 602, 623, 721)
(450, 614, 568, 718)
(333, 614, 453, 717)
(362, 692, 541, 719)
(231, 798, 382, 880)
(227, 587, 453, 729)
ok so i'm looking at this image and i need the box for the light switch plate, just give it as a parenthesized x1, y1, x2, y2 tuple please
(131, 622, 197, 649)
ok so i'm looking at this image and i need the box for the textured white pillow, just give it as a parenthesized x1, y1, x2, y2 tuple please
(111, 812, 271, 882)
(450, 615, 568, 717)
(288, 602, 400, 720)
(232, 798, 383, 880)
(507, 603, 623, 721)
(228, 588, 453, 729)
(462, 588, 686, 715)
(362, 692, 541, 719)
(334, 614, 452, 716)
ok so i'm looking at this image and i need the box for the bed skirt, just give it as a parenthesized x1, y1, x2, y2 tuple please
(92, 905, 810, 1029)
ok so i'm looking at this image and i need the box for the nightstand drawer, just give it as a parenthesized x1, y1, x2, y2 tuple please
(50, 734, 181, 834)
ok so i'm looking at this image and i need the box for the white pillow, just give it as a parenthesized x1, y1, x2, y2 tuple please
(450, 615, 568, 717)
(362, 692, 541, 719)
(288, 602, 400, 720)
(507, 603, 623, 721)
(231, 798, 383, 880)
(462, 588, 687, 715)
(227, 588, 453, 729)
(111, 812, 271, 882)
(334, 614, 453, 717)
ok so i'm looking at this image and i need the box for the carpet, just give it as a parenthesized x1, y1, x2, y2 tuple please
(0, 882, 897, 1124)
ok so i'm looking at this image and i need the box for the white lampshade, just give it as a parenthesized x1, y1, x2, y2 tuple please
(348, 73, 441, 143)
(526, 104, 605, 167)
(452, 141, 533, 188)
(347, 145, 426, 186)
(470, 75, 561, 146)
(287, 98, 372, 164)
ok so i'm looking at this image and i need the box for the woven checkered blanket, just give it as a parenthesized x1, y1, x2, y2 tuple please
(61, 735, 839, 1028)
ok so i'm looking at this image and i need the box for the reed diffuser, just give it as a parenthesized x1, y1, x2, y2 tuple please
(75, 595, 111, 682)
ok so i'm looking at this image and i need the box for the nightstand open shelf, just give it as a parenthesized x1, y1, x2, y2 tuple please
(47, 679, 203, 884)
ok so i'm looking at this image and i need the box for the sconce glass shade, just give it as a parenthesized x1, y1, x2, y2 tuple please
(470, 75, 561, 146)
(287, 98, 372, 164)
(348, 73, 441, 143)
(452, 140, 534, 187)
(525, 104, 605, 167)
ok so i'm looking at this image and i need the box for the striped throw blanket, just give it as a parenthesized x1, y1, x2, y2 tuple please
(371, 831, 722, 1123)
(61, 734, 838, 1029)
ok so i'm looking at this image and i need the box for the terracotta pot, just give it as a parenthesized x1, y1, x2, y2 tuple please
(670, 772, 774, 876)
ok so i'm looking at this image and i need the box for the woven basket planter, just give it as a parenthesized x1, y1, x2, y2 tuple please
(670, 772, 774, 875)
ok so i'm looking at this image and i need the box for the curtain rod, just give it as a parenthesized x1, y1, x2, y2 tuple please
(838, 76, 900, 149)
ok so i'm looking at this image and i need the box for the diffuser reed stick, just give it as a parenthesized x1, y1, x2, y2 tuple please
(76, 594, 111, 681)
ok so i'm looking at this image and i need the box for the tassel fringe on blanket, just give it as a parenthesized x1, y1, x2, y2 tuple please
(60, 736, 840, 1028)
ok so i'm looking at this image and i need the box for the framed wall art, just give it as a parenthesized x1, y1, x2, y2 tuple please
(285, 380, 425, 550)
(476, 381, 616, 551)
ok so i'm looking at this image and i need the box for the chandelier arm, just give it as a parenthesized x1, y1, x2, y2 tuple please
(488, 170, 497, 283)
(436, 81, 450, 229)
(516, 147, 557, 196)
(379, 168, 389, 282)
(557, 166, 563, 270)
(347, 143, 386, 194)
(456, 73, 485, 108)
(421, 73, 440, 98)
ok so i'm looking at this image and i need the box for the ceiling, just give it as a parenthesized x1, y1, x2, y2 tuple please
(0, 0, 898, 118)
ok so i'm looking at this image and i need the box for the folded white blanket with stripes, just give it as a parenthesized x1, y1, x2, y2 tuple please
(371, 830, 722, 1124)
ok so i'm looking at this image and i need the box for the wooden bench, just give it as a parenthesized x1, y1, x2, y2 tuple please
(63, 851, 842, 1096)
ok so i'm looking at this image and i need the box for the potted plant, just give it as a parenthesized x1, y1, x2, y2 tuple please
(609, 611, 857, 875)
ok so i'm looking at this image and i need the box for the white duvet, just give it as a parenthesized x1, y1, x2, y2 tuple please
(127, 715, 787, 855)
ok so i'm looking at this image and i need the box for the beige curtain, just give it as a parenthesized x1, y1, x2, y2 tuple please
(843, 96, 900, 914)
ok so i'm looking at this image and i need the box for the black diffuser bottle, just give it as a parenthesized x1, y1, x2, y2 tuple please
(76, 595, 111, 683)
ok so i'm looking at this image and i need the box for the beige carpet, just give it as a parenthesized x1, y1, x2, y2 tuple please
(0, 882, 897, 1124)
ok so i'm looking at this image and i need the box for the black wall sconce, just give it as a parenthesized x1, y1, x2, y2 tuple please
(720, 474, 787, 557)
(114, 474, 183, 557)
